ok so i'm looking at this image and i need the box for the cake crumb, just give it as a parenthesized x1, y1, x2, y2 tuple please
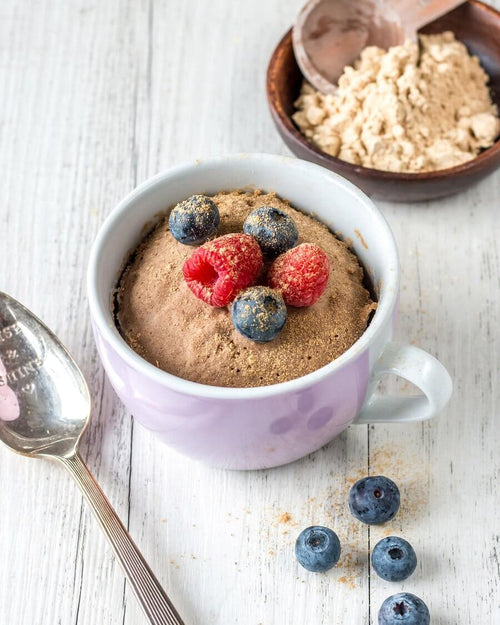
(338, 575, 357, 589)
(354, 229, 368, 250)
(277, 512, 293, 524)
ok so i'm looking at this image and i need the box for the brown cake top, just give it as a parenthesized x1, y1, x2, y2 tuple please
(116, 190, 376, 388)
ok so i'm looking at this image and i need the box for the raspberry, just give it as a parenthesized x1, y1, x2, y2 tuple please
(183, 233, 263, 307)
(267, 243, 330, 307)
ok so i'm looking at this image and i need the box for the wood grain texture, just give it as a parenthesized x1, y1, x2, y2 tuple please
(0, 1, 499, 624)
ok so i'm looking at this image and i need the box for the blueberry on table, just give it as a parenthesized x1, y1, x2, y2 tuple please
(295, 526, 341, 572)
(378, 593, 430, 625)
(169, 194, 220, 245)
(243, 206, 298, 257)
(372, 536, 417, 582)
(231, 287, 287, 343)
(349, 476, 400, 525)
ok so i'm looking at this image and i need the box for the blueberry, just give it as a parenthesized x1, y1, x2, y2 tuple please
(243, 206, 298, 258)
(372, 536, 417, 582)
(231, 287, 287, 343)
(378, 593, 430, 625)
(349, 476, 400, 525)
(169, 194, 220, 245)
(295, 526, 341, 572)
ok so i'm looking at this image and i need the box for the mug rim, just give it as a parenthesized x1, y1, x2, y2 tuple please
(87, 153, 399, 400)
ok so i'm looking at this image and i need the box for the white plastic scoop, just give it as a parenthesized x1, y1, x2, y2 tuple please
(293, 0, 465, 93)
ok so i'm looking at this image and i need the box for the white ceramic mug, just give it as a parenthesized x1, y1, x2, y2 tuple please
(87, 154, 452, 470)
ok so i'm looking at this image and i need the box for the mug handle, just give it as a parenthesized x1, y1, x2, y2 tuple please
(354, 342, 452, 424)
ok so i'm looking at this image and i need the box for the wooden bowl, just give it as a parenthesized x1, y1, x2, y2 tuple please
(266, 0, 500, 202)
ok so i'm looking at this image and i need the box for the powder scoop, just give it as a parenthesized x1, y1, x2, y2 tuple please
(293, 0, 465, 93)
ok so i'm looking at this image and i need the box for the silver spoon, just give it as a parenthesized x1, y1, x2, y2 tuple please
(0, 291, 185, 625)
(293, 0, 465, 93)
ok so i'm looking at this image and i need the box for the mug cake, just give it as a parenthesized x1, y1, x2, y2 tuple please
(115, 189, 376, 388)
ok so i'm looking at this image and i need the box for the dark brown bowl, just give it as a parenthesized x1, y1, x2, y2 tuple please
(266, 0, 500, 202)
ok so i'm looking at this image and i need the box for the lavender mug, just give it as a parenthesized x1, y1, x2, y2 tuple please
(87, 154, 452, 470)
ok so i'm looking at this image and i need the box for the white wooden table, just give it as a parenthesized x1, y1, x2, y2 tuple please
(1, 1, 499, 623)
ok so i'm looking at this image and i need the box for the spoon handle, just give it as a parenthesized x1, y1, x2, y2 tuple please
(396, 0, 465, 31)
(59, 453, 185, 625)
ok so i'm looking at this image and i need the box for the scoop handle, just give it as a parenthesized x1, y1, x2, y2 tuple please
(59, 453, 186, 625)
(397, 0, 465, 32)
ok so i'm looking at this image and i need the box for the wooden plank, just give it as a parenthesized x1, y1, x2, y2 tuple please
(0, 0, 499, 623)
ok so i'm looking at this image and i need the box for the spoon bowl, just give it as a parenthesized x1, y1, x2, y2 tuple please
(0, 292, 89, 458)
